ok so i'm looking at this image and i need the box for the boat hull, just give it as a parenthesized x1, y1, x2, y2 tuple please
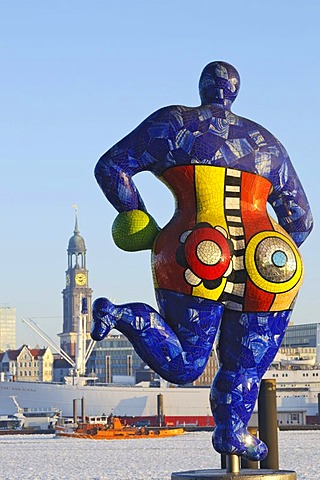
(55, 425, 185, 440)
(0, 381, 211, 420)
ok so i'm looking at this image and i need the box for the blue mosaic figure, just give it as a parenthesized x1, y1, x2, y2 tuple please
(91, 62, 313, 461)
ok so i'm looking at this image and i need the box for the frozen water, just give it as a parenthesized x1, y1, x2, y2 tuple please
(0, 431, 318, 479)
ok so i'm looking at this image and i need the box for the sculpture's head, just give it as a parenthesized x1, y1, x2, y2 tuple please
(199, 61, 240, 108)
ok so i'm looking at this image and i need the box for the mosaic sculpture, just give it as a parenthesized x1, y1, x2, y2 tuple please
(91, 62, 313, 461)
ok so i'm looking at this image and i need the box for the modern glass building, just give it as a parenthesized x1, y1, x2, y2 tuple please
(87, 333, 143, 383)
(281, 322, 320, 363)
(0, 306, 16, 351)
(282, 323, 318, 348)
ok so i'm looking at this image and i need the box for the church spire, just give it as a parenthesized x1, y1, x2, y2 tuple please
(68, 205, 86, 271)
(72, 204, 80, 234)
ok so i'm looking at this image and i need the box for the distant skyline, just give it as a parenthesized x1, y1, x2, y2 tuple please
(1, 1, 319, 348)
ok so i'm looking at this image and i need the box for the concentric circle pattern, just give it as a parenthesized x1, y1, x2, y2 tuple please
(184, 227, 231, 281)
(245, 231, 303, 293)
(255, 237, 296, 283)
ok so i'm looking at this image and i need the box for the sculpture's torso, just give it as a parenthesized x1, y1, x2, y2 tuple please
(153, 165, 303, 312)
(92, 62, 312, 462)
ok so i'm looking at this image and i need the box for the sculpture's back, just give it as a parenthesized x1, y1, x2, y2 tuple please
(91, 61, 313, 462)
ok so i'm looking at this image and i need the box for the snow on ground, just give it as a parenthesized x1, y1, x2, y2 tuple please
(0, 431, 318, 479)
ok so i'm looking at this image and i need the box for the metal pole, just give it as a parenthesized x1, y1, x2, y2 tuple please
(225, 455, 239, 473)
(73, 399, 78, 424)
(81, 397, 86, 423)
(241, 456, 259, 470)
(157, 394, 164, 427)
(258, 378, 279, 469)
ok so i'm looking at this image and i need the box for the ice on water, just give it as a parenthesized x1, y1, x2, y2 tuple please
(0, 431, 318, 480)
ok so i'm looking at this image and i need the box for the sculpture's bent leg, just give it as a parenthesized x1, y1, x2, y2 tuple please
(91, 290, 223, 384)
(210, 309, 291, 461)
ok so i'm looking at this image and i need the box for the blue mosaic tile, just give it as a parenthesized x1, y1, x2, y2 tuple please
(91, 61, 313, 461)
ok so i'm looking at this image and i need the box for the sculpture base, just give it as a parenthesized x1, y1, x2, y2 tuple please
(171, 469, 297, 480)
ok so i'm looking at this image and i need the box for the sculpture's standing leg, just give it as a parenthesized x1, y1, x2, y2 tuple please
(210, 309, 291, 461)
(91, 290, 223, 385)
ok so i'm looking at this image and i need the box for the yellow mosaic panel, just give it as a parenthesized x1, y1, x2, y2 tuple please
(192, 166, 228, 300)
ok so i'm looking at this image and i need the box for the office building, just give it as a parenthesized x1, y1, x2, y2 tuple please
(278, 322, 320, 364)
(0, 306, 16, 351)
(87, 333, 143, 384)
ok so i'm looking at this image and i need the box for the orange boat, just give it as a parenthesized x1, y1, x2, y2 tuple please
(55, 417, 185, 440)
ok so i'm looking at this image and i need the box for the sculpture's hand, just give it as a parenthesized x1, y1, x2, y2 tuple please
(112, 210, 160, 251)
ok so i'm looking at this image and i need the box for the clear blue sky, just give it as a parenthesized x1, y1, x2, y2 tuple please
(1, 1, 319, 347)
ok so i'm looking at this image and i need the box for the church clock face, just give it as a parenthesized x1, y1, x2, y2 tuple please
(75, 273, 87, 286)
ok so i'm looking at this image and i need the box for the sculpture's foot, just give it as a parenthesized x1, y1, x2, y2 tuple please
(90, 297, 118, 341)
(212, 426, 268, 462)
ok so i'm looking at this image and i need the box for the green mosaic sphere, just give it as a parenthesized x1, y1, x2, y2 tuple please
(112, 210, 160, 251)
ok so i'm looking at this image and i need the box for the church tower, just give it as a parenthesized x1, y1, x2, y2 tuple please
(59, 208, 93, 358)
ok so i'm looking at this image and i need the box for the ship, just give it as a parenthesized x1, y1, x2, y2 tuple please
(0, 396, 61, 433)
(1, 364, 320, 427)
(1, 316, 319, 426)
(55, 415, 185, 440)
(0, 316, 214, 426)
(0, 376, 212, 426)
(263, 366, 320, 418)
